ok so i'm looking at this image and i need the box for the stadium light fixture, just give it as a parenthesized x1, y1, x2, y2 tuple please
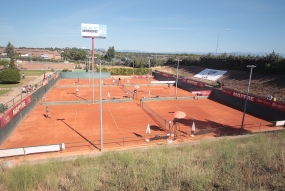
(148, 57, 151, 84)
(240, 65, 256, 132)
(216, 29, 228, 54)
(132, 55, 135, 77)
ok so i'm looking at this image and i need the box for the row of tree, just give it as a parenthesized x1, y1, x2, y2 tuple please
(1, 42, 116, 63)
(165, 51, 285, 74)
(60, 47, 88, 61)
(2, 41, 285, 77)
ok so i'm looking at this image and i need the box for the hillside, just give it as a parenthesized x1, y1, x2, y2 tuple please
(155, 65, 285, 103)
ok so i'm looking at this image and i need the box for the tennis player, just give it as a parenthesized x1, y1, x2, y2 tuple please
(46, 106, 50, 118)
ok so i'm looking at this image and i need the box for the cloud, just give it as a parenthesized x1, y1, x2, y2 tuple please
(0, 25, 13, 29)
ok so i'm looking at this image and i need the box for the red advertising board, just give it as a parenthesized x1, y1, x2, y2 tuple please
(133, 75, 154, 78)
(182, 78, 205, 88)
(222, 87, 285, 112)
(42, 79, 48, 86)
(53, 72, 59, 80)
(158, 71, 206, 87)
(0, 95, 32, 128)
(159, 72, 174, 78)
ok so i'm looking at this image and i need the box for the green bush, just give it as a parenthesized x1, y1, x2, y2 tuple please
(0, 103, 8, 113)
(75, 64, 82, 69)
(62, 68, 69, 72)
(102, 68, 151, 75)
(0, 68, 20, 83)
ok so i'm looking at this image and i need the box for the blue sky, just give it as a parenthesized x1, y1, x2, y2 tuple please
(0, 0, 285, 54)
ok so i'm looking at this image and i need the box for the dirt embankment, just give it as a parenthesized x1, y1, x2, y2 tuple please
(20, 61, 77, 70)
(155, 66, 285, 103)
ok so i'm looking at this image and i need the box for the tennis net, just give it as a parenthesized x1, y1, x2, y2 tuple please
(141, 101, 170, 131)
(121, 86, 133, 98)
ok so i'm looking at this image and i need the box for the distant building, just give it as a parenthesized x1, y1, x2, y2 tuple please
(0, 47, 62, 60)
(20, 53, 29, 57)
(0, 53, 7, 57)
(41, 54, 49, 59)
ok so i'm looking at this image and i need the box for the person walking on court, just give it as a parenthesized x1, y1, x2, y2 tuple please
(76, 87, 79, 95)
(46, 106, 50, 118)
(78, 78, 80, 83)
(133, 88, 137, 99)
(118, 77, 121, 85)
(168, 83, 170, 89)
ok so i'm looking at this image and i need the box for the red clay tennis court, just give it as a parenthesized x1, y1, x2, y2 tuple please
(46, 77, 193, 102)
(140, 99, 281, 138)
(1, 77, 282, 160)
(1, 102, 168, 150)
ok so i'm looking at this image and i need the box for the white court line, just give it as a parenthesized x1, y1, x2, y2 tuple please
(109, 110, 119, 129)
(73, 109, 78, 136)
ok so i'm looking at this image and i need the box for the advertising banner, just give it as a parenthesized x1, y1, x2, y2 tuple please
(0, 95, 32, 128)
(133, 75, 154, 78)
(194, 68, 227, 81)
(222, 87, 285, 112)
(182, 77, 205, 88)
(53, 72, 59, 80)
(42, 79, 48, 86)
(159, 72, 175, 78)
(276, 120, 285, 126)
(151, 81, 175, 84)
(81, 23, 107, 39)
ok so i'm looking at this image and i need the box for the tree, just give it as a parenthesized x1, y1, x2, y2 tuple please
(0, 60, 9, 67)
(4, 42, 16, 68)
(105, 46, 115, 61)
(4, 42, 15, 58)
(61, 48, 88, 61)
(0, 68, 20, 83)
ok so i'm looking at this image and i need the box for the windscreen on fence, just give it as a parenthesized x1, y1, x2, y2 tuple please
(0, 72, 61, 145)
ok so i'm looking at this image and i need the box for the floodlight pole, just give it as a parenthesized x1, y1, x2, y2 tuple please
(99, 61, 103, 151)
(240, 65, 256, 132)
(92, 38, 95, 103)
(216, 29, 228, 54)
(148, 57, 150, 84)
(175, 56, 181, 100)
(88, 56, 91, 84)
(132, 59, 134, 77)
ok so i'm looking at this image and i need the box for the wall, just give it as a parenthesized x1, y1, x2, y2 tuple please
(210, 89, 285, 121)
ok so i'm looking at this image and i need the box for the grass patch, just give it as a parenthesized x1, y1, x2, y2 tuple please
(1, 131, 285, 190)
(0, 70, 46, 89)
(0, 90, 11, 96)
(0, 77, 37, 89)
(20, 70, 49, 76)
